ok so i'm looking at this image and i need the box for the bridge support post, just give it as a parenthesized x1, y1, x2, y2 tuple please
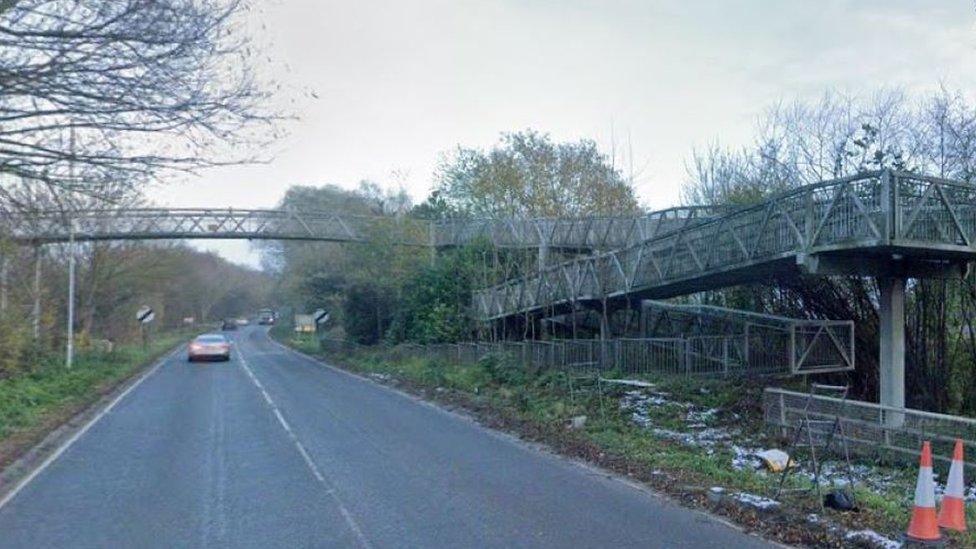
(879, 277, 905, 425)
(32, 246, 42, 339)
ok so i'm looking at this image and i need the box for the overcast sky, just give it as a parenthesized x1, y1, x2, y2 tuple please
(147, 0, 976, 267)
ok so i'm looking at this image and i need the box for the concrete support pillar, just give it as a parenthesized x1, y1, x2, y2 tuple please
(639, 300, 651, 337)
(538, 243, 548, 272)
(879, 277, 906, 424)
(32, 246, 42, 339)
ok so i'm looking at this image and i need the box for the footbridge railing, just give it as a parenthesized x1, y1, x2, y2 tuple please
(1, 205, 726, 250)
(473, 171, 976, 320)
(433, 206, 727, 250)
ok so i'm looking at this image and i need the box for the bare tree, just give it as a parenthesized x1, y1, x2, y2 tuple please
(684, 87, 976, 413)
(0, 0, 277, 210)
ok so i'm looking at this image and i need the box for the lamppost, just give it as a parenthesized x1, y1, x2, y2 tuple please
(66, 217, 75, 368)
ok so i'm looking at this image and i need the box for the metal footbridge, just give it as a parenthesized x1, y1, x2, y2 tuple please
(473, 171, 976, 320)
(1, 205, 725, 250)
(4, 170, 966, 405)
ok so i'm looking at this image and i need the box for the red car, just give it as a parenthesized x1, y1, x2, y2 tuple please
(187, 334, 231, 362)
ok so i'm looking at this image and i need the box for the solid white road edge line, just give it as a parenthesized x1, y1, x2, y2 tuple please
(0, 345, 184, 511)
(235, 347, 372, 549)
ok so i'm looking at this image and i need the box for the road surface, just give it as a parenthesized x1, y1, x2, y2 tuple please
(0, 326, 774, 548)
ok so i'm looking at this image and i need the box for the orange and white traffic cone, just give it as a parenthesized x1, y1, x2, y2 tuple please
(907, 441, 942, 543)
(937, 439, 967, 532)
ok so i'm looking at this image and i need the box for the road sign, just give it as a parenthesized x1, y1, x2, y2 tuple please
(136, 306, 155, 324)
(313, 309, 329, 324)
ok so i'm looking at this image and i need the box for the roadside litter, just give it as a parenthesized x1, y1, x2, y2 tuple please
(755, 449, 793, 473)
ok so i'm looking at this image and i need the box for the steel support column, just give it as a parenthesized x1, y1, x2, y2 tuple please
(879, 277, 905, 423)
(66, 221, 76, 368)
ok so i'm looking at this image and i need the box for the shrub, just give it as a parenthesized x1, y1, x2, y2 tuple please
(0, 317, 32, 378)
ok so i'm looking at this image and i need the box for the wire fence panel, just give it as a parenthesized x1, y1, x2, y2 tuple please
(329, 336, 799, 378)
(764, 388, 976, 473)
(321, 330, 848, 380)
(792, 321, 855, 374)
(616, 338, 684, 375)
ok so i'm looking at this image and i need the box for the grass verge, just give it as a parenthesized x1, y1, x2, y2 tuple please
(0, 331, 192, 470)
(276, 332, 976, 548)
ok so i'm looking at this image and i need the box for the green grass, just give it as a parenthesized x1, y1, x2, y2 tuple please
(0, 331, 190, 442)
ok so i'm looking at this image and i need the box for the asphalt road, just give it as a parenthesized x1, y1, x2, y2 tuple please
(0, 326, 775, 548)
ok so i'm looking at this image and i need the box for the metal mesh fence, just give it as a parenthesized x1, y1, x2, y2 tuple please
(320, 336, 795, 378)
(764, 388, 976, 472)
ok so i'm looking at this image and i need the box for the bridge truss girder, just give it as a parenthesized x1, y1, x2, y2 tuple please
(473, 171, 976, 321)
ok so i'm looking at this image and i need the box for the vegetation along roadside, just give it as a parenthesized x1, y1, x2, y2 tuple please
(0, 330, 195, 473)
(273, 326, 976, 548)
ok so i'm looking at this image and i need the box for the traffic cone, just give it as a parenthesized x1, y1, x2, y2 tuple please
(937, 439, 967, 532)
(907, 441, 942, 543)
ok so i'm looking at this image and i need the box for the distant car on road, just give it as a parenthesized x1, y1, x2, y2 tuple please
(221, 319, 238, 330)
(188, 334, 231, 362)
(236, 318, 249, 326)
(258, 308, 275, 325)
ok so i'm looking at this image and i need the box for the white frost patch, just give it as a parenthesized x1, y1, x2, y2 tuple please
(620, 389, 737, 454)
(798, 462, 896, 494)
(600, 378, 655, 388)
(732, 492, 780, 510)
(844, 529, 901, 549)
(686, 408, 719, 426)
(732, 445, 764, 471)
(620, 389, 671, 410)
(650, 427, 733, 453)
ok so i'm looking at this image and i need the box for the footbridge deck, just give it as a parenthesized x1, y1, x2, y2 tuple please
(474, 171, 976, 320)
(1, 206, 725, 251)
(0, 208, 430, 245)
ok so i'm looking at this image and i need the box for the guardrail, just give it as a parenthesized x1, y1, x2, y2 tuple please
(763, 387, 976, 472)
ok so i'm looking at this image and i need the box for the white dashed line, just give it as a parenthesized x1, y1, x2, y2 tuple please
(235, 347, 371, 548)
